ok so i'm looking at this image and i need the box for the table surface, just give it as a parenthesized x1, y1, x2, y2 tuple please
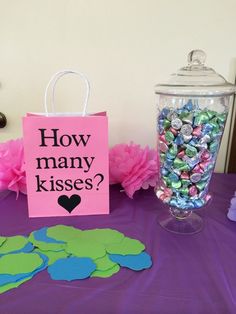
(0, 173, 236, 314)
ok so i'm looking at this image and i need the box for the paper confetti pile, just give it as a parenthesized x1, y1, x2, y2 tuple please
(0, 225, 152, 294)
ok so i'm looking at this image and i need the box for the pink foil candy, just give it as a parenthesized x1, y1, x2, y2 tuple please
(159, 180, 166, 190)
(156, 190, 164, 198)
(159, 134, 167, 143)
(199, 161, 211, 170)
(177, 150, 185, 159)
(180, 172, 189, 180)
(170, 127, 178, 136)
(205, 194, 212, 202)
(192, 165, 204, 174)
(163, 196, 171, 203)
(189, 185, 198, 196)
(192, 126, 202, 137)
(159, 141, 168, 153)
(159, 193, 166, 201)
(201, 150, 211, 161)
(164, 187, 173, 197)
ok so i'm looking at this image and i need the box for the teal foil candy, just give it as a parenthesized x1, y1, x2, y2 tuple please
(179, 187, 189, 196)
(179, 111, 189, 120)
(171, 181, 181, 189)
(196, 181, 207, 191)
(193, 199, 204, 208)
(164, 160, 173, 170)
(168, 173, 179, 183)
(209, 117, 220, 132)
(179, 163, 190, 172)
(165, 131, 174, 142)
(173, 158, 190, 171)
(163, 119, 171, 129)
(185, 145, 198, 158)
(217, 113, 226, 125)
(166, 152, 176, 160)
(173, 158, 186, 169)
(169, 198, 178, 207)
(194, 113, 209, 126)
(187, 202, 195, 209)
(177, 196, 188, 208)
(181, 179, 191, 187)
(169, 144, 178, 157)
(206, 110, 216, 120)
(209, 142, 219, 153)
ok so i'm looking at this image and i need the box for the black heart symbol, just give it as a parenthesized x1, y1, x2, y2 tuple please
(57, 194, 81, 213)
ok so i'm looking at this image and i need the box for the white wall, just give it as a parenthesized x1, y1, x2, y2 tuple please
(0, 0, 235, 172)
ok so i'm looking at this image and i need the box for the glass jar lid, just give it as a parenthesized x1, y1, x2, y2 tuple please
(155, 50, 236, 97)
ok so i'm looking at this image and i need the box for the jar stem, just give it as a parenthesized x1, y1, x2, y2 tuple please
(169, 207, 192, 220)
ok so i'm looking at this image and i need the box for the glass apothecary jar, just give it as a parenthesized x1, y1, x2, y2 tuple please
(155, 50, 236, 234)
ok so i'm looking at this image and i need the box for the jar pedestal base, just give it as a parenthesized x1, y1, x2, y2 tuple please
(157, 207, 204, 235)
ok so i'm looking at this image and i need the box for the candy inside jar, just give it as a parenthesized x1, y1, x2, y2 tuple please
(156, 98, 227, 211)
(155, 50, 236, 234)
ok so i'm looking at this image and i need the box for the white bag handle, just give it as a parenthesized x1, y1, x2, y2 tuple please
(44, 69, 90, 116)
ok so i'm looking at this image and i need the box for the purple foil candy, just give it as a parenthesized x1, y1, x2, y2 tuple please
(202, 123, 213, 135)
(161, 167, 169, 176)
(184, 100, 194, 111)
(161, 108, 170, 118)
(190, 173, 202, 183)
(175, 135, 184, 145)
(183, 155, 200, 168)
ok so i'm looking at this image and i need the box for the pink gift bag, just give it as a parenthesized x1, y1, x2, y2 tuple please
(23, 70, 109, 217)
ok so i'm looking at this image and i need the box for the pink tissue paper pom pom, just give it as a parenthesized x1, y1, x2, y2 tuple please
(109, 142, 159, 198)
(0, 138, 26, 198)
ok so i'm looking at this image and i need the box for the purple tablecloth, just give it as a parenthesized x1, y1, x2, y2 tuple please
(0, 173, 236, 314)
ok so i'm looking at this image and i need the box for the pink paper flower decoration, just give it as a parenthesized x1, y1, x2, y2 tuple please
(0, 138, 26, 198)
(109, 142, 159, 198)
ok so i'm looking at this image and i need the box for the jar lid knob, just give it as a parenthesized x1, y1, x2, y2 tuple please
(188, 49, 206, 66)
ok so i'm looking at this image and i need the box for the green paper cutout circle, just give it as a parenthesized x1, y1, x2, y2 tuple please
(80, 228, 124, 245)
(0, 236, 28, 254)
(0, 252, 43, 275)
(0, 276, 32, 294)
(0, 236, 6, 247)
(105, 237, 145, 255)
(91, 264, 120, 278)
(47, 225, 82, 242)
(94, 254, 117, 271)
(28, 232, 65, 252)
(66, 238, 106, 259)
(34, 249, 69, 265)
